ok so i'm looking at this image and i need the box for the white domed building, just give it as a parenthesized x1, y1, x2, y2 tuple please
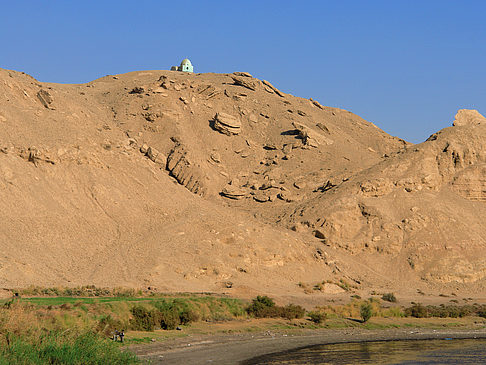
(171, 58, 194, 73)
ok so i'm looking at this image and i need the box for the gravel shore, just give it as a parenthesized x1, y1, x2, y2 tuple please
(130, 327, 486, 364)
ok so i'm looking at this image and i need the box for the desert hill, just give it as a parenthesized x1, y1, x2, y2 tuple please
(1, 67, 485, 301)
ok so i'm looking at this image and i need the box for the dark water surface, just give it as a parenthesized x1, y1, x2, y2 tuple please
(242, 338, 486, 364)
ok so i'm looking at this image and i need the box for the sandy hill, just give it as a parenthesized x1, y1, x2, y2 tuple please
(0, 67, 485, 302)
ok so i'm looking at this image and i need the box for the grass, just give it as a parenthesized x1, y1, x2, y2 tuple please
(0, 293, 248, 364)
(0, 332, 140, 365)
(21, 297, 154, 306)
(2, 289, 486, 362)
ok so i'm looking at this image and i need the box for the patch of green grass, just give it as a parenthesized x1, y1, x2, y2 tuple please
(361, 322, 392, 330)
(21, 296, 155, 306)
(0, 332, 141, 364)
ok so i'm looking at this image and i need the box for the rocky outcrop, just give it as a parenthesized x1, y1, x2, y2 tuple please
(292, 122, 333, 147)
(451, 164, 486, 202)
(452, 109, 486, 127)
(221, 184, 248, 199)
(129, 86, 145, 94)
(139, 144, 166, 166)
(231, 76, 258, 91)
(166, 144, 206, 195)
(18, 146, 56, 165)
(37, 89, 53, 109)
(277, 191, 300, 202)
(309, 98, 324, 110)
(196, 84, 222, 99)
(360, 178, 393, 197)
(262, 80, 285, 97)
(213, 112, 241, 135)
(233, 72, 252, 78)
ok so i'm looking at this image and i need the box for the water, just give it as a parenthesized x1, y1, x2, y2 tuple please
(242, 339, 486, 364)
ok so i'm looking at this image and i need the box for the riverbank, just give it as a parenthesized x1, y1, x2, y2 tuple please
(2, 292, 486, 363)
(129, 318, 486, 364)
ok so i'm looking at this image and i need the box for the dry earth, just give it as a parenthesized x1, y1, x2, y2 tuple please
(1, 67, 486, 302)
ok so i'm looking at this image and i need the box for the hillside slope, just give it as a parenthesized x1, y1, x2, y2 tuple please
(0, 68, 484, 300)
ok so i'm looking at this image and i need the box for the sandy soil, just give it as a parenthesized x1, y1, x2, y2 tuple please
(130, 327, 486, 364)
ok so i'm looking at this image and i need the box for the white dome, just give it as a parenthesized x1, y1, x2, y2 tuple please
(180, 58, 192, 66)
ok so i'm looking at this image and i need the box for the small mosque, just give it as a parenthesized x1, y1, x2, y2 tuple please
(171, 58, 193, 73)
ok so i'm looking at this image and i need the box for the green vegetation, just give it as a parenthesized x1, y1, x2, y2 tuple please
(308, 311, 327, 324)
(405, 303, 486, 318)
(0, 332, 140, 364)
(246, 296, 305, 320)
(0, 292, 247, 363)
(381, 293, 397, 303)
(2, 286, 486, 363)
(129, 299, 204, 331)
(15, 285, 142, 298)
(0, 298, 141, 364)
(360, 302, 373, 322)
(313, 299, 486, 322)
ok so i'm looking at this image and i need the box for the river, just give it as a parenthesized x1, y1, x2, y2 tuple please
(241, 338, 486, 364)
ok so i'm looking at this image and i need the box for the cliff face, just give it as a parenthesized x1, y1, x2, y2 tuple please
(0, 67, 485, 298)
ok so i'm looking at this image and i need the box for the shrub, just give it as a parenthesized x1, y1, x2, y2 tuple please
(130, 306, 155, 331)
(405, 303, 428, 318)
(113, 288, 139, 298)
(402, 304, 482, 319)
(308, 311, 327, 324)
(246, 296, 305, 320)
(381, 293, 397, 303)
(96, 315, 124, 336)
(158, 307, 180, 330)
(360, 302, 372, 322)
(152, 300, 202, 329)
(246, 296, 276, 318)
(280, 304, 306, 320)
(179, 309, 200, 325)
(254, 296, 275, 307)
(382, 306, 405, 318)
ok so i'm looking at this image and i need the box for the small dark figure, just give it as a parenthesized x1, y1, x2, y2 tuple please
(119, 330, 125, 343)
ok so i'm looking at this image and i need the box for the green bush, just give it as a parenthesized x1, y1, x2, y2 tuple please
(381, 293, 397, 303)
(246, 296, 305, 320)
(246, 296, 277, 318)
(308, 311, 327, 324)
(158, 307, 180, 330)
(360, 302, 373, 322)
(404, 304, 475, 319)
(254, 296, 275, 307)
(130, 306, 156, 331)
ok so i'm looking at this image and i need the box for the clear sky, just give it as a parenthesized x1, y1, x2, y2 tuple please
(1, 0, 485, 143)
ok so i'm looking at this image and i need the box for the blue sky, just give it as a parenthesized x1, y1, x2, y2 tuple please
(1, 1, 485, 143)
